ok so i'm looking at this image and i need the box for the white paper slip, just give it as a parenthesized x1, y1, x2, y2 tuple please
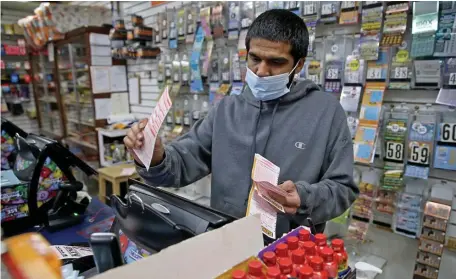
(134, 86, 172, 170)
(247, 189, 277, 239)
(251, 153, 280, 185)
(51, 245, 93, 260)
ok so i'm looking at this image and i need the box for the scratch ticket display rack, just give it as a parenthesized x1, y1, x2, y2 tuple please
(413, 200, 452, 279)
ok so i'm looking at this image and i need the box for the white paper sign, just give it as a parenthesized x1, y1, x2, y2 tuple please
(367, 67, 382, 79)
(128, 77, 140, 105)
(133, 87, 173, 170)
(440, 123, 456, 143)
(94, 98, 112, 120)
(111, 93, 129, 115)
(409, 143, 430, 165)
(385, 141, 404, 161)
(110, 66, 128, 92)
(449, 73, 456, 85)
(91, 66, 111, 93)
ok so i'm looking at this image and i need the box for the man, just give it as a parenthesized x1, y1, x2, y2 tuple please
(124, 9, 358, 235)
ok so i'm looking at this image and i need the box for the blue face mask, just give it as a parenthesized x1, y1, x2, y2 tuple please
(245, 63, 299, 101)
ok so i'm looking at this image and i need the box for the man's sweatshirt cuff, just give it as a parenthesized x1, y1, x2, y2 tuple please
(295, 181, 316, 215)
(135, 147, 171, 178)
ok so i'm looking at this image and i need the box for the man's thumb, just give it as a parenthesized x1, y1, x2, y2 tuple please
(139, 118, 148, 129)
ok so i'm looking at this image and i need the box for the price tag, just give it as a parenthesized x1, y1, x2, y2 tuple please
(304, 4, 316, 15)
(408, 142, 430, 165)
(346, 71, 360, 83)
(321, 3, 334, 15)
(449, 73, 456, 85)
(385, 141, 404, 161)
(367, 67, 382, 79)
(440, 123, 456, 143)
(327, 68, 339, 79)
(394, 67, 408, 79)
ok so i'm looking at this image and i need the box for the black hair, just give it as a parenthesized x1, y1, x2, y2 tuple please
(245, 9, 309, 64)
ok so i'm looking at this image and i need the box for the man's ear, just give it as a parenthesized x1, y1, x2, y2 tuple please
(294, 58, 306, 74)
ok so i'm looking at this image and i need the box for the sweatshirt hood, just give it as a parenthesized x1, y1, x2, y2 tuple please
(241, 79, 321, 107)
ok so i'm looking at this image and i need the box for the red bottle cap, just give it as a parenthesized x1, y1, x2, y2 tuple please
(331, 239, 345, 250)
(298, 229, 311, 242)
(232, 270, 247, 279)
(310, 256, 324, 271)
(266, 266, 281, 279)
(321, 247, 334, 262)
(291, 249, 305, 264)
(248, 260, 263, 276)
(275, 243, 289, 258)
(302, 241, 316, 255)
(287, 236, 299, 251)
(278, 258, 293, 274)
(298, 266, 314, 279)
(314, 234, 327, 246)
(263, 251, 277, 265)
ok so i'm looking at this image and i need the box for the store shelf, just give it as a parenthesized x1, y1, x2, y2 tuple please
(67, 118, 95, 127)
(58, 68, 88, 74)
(66, 136, 97, 150)
(97, 128, 129, 138)
(40, 128, 62, 139)
(39, 97, 58, 103)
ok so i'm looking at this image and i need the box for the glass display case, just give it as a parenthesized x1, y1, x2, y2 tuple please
(55, 26, 112, 165)
(31, 50, 64, 139)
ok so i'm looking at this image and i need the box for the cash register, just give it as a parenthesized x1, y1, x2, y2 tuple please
(1, 132, 97, 236)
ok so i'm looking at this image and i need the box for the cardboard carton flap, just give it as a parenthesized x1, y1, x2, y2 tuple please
(93, 215, 263, 279)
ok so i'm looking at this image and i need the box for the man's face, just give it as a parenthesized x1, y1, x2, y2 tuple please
(247, 38, 304, 77)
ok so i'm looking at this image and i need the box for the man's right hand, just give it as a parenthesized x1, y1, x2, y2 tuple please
(123, 119, 165, 167)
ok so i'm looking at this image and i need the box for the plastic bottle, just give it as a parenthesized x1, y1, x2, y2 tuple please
(191, 94, 201, 123)
(302, 241, 316, 264)
(200, 101, 209, 119)
(275, 243, 289, 260)
(247, 260, 265, 279)
(266, 267, 281, 279)
(182, 98, 191, 133)
(310, 257, 328, 279)
(331, 239, 348, 273)
(314, 234, 327, 255)
(291, 249, 305, 275)
(298, 229, 310, 248)
(174, 98, 183, 126)
(297, 266, 314, 279)
(232, 270, 247, 279)
(320, 247, 338, 279)
(286, 236, 299, 256)
(263, 251, 277, 268)
(278, 258, 296, 278)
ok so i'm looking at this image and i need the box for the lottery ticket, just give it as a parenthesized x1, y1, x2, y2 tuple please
(133, 86, 172, 170)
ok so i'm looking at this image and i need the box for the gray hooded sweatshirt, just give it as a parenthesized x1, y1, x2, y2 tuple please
(136, 80, 359, 235)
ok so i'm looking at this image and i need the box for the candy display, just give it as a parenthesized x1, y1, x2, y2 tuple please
(1, 130, 16, 170)
(1, 157, 65, 222)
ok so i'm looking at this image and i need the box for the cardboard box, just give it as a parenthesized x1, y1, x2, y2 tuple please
(93, 215, 264, 279)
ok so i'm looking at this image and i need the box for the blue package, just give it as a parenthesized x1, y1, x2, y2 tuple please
(356, 144, 373, 159)
(433, 145, 456, 170)
(370, 90, 383, 103)
(363, 106, 380, 121)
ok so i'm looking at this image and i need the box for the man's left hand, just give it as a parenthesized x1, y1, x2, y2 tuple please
(267, 180, 301, 214)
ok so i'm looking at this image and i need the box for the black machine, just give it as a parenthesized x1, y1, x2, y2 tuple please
(110, 179, 237, 254)
(1, 132, 97, 236)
